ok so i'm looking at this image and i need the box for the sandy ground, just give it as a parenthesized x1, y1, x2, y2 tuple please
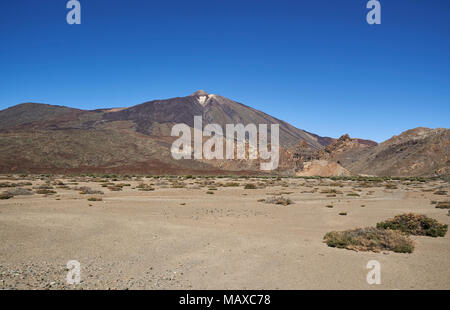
(0, 176, 449, 290)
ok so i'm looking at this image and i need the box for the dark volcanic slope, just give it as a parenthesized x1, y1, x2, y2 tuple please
(0, 91, 326, 174)
(103, 90, 323, 149)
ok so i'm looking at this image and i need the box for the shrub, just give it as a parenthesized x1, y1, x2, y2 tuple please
(37, 185, 54, 190)
(36, 189, 56, 195)
(244, 183, 257, 189)
(324, 227, 414, 253)
(0, 182, 15, 188)
(434, 190, 447, 195)
(137, 183, 155, 191)
(376, 213, 448, 237)
(320, 189, 342, 194)
(339, 212, 347, 216)
(347, 193, 360, 197)
(107, 186, 122, 192)
(206, 191, 214, 195)
(78, 187, 104, 195)
(385, 184, 398, 190)
(87, 197, 102, 201)
(265, 196, 293, 206)
(0, 192, 14, 199)
(224, 182, 240, 187)
(436, 201, 450, 209)
(6, 188, 34, 196)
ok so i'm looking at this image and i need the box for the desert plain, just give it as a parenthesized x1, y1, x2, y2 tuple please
(0, 174, 449, 290)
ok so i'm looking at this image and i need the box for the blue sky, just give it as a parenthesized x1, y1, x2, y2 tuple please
(1, 0, 449, 142)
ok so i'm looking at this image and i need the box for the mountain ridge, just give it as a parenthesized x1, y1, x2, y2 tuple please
(0, 91, 447, 176)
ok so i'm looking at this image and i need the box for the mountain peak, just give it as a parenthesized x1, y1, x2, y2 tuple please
(191, 90, 209, 97)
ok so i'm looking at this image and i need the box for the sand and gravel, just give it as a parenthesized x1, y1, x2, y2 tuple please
(0, 176, 449, 290)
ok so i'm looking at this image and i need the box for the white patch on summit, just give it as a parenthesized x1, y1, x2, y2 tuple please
(198, 96, 207, 106)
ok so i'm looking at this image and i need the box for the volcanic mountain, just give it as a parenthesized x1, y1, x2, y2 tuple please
(0, 91, 447, 176)
(0, 91, 326, 175)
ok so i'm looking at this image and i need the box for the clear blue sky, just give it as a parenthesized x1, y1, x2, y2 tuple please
(1, 0, 449, 142)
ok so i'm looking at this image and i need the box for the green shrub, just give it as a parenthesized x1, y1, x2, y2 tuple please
(376, 213, 448, 237)
(324, 227, 414, 253)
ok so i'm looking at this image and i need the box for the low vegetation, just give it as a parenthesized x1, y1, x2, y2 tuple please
(35, 189, 56, 195)
(78, 187, 104, 195)
(434, 190, 447, 195)
(435, 201, 450, 209)
(323, 227, 414, 253)
(87, 197, 103, 201)
(5, 188, 34, 196)
(265, 196, 293, 206)
(0, 192, 14, 199)
(376, 213, 448, 237)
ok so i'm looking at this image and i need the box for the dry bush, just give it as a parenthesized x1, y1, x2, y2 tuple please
(265, 196, 293, 206)
(78, 187, 104, 195)
(171, 183, 186, 188)
(136, 183, 155, 191)
(0, 182, 16, 188)
(116, 183, 131, 187)
(244, 183, 257, 189)
(87, 197, 103, 201)
(385, 183, 398, 189)
(223, 182, 240, 187)
(107, 186, 122, 192)
(36, 189, 56, 195)
(434, 190, 447, 195)
(320, 189, 343, 194)
(5, 188, 34, 196)
(323, 227, 414, 253)
(0, 192, 14, 199)
(376, 213, 448, 237)
(436, 201, 450, 209)
(37, 185, 54, 190)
